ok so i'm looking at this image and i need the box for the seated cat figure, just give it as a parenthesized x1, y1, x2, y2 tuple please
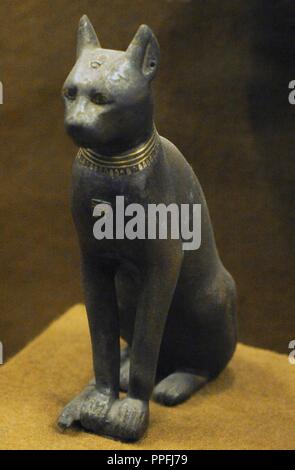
(58, 15, 237, 442)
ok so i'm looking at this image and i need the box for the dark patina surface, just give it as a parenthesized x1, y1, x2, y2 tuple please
(58, 15, 237, 442)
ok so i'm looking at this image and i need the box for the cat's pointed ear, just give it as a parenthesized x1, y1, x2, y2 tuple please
(126, 25, 160, 80)
(77, 15, 101, 58)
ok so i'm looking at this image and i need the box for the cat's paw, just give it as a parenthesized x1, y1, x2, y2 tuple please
(57, 380, 95, 430)
(79, 389, 115, 434)
(104, 397, 149, 442)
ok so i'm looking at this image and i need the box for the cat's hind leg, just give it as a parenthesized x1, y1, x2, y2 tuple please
(152, 371, 208, 406)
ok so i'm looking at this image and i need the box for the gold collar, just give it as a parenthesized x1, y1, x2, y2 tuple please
(77, 127, 160, 176)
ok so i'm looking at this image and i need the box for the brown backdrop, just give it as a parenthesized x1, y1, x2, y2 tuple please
(1, 0, 294, 360)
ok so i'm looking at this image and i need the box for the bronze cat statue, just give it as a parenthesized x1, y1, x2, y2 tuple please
(58, 15, 237, 442)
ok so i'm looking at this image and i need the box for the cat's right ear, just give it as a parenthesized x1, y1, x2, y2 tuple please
(77, 15, 101, 58)
(126, 25, 160, 81)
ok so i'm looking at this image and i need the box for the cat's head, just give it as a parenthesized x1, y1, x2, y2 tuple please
(63, 15, 160, 153)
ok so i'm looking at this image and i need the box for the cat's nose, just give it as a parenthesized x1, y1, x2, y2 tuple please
(65, 112, 93, 133)
(66, 114, 87, 128)
(66, 113, 94, 132)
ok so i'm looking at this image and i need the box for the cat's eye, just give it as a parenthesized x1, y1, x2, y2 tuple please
(91, 92, 112, 106)
(63, 87, 77, 101)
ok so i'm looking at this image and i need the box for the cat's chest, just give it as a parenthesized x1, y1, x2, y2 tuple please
(70, 160, 158, 261)
(71, 159, 151, 220)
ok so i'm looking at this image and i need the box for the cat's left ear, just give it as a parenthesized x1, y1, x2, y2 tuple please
(126, 25, 160, 80)
(77, 15, 101, 58)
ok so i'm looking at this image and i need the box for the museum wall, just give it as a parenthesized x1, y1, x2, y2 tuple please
(0, 0, 294, 359)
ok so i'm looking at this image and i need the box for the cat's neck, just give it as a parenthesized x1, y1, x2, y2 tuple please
(90, 120, 155, 157)
(78, 125, 161, 176)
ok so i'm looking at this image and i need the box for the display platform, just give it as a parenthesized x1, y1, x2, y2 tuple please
(0, 304, 294, 450)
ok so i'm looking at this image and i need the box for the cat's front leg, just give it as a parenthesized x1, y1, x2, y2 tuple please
(104, 242, 183, 441)
(58, 253, 120, 434)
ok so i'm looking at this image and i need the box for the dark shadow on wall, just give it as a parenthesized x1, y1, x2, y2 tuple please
(246, 0, 295, 350)
(156, 1, 295, 352)
(153, 0, 295, 352)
